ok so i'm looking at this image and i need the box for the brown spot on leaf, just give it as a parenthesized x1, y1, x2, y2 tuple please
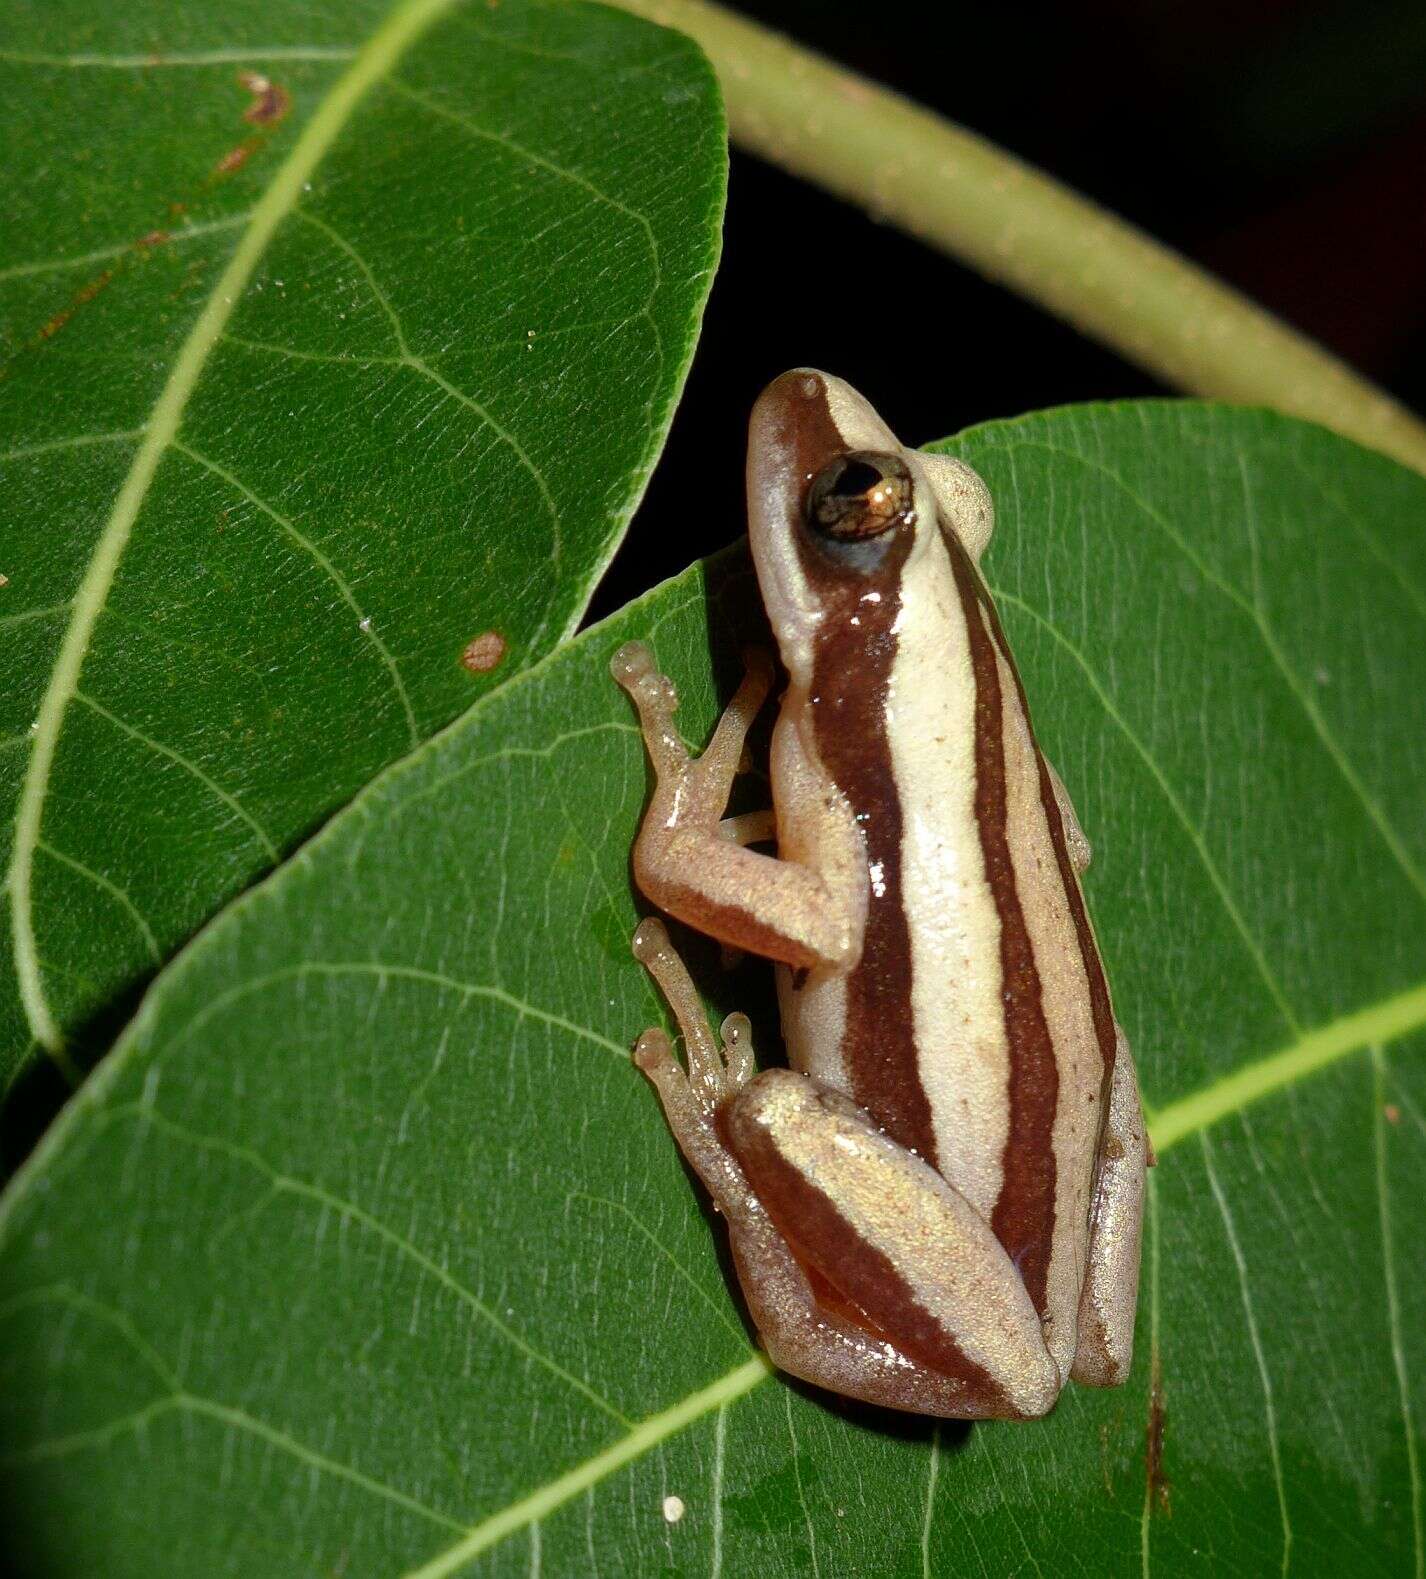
(136, 230, 170, 251)
(238, 70, 292, 127)
(23, 237, 149, 350)
(72, 268, 114, 307)
(0, 573, 9, 588)
(1145, 1353, 1170, 1517)
(460, 631, 507, 673)
(1384, 1103, 1401, 1125)
(213, 141, 256, 176)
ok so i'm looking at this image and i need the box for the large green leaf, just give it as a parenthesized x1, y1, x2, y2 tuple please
(2, 404, 1423, 1573)
(0, 0, 724, 1099)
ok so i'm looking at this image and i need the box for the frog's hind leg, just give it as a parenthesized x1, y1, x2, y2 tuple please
(630, 921, 1056, 1420)
(723, 1069, 1062, 1420)
(1071, 1028, 1148, 1386)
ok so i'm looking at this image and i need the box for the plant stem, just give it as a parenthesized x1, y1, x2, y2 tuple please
(611, 0, 1426, 474)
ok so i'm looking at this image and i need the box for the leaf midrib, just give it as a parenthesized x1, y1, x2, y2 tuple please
(9, 975, 1413, 1577)
(3, 0, 461, 1062)
(392, 979, 1422, 1576)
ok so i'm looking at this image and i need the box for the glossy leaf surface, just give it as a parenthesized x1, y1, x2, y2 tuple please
(0, 0, 724, 1093)
(1, 405, 1423, 1575)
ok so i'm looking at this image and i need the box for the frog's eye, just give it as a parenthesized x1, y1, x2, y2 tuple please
(805, 451, 914, 540)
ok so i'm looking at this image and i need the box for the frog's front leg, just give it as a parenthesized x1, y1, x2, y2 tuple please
(611, 642, 858, 969)
(631, 921, 1061, 1421)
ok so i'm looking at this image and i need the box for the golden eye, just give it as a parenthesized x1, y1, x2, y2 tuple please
(805, 451, 914, 540)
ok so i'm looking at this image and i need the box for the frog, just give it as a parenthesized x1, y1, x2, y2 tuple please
(611, 369, 1147, 1419)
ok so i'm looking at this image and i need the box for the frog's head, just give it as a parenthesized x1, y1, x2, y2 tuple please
(746, 369, 992, 688)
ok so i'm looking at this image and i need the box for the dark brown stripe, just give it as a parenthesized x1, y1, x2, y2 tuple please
(656, 878, 821, 970)
(731, 1106, 1006, 1406)
(975, 580, 1119, 1104)
(777, 376, 938, 1167)
(947, 535, 1059, 1314)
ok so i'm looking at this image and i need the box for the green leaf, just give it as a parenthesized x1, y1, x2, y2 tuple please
(2, 403, 1423, 1573)
(0, 0, 724, 1098)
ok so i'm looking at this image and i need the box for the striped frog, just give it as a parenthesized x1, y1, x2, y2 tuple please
(611, 370, 1148, 1419)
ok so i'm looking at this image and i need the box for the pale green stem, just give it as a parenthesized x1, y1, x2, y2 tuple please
(611, 0, 1426, 475)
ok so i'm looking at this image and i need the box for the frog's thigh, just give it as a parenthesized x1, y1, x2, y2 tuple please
(726, 1069, 1061, 1420)
(1071, 1028, 1147, 1387)
(640, 830, 853, 968)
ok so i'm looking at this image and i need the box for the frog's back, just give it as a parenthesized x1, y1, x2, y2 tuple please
(778, 520, 1117, 1360)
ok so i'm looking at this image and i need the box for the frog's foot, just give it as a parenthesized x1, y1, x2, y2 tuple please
(632, 917, 755, 1114)
(610, 641, 773, 828)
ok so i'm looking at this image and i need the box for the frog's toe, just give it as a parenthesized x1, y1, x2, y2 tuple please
(718, 1011, 756, 1091)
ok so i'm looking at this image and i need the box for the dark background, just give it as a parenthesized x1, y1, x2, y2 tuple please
(587, 0, 1426, 621)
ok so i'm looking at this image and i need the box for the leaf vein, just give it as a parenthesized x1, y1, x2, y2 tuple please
(1373, 1046, 1424, 1579)
(127, 1102, 633, 1426)
(0, 601, 72, 633)
(921, 1423, 941, 1579)
(1201, 1129, 1291, 1576)
(1235, 446, 1426, 902)
(994, 588, 1299, 1032)
(293, 208, 565, 564)
(34, 839, 160, 962)
(0, 46, 358, 69)
(0, 218, 249, 285)
(161, 958, 629, 1060)
(398, 1358, 769, 1579)
(171, 439, 419, 747)
(0, 429, 144, 462)
(2, 0, 462, 1055)
(1150, 985, 1426, 1152)
(73, 691, 279, 859)
(566, 1191, 744, 1343)
(997, 436, 1426, 906)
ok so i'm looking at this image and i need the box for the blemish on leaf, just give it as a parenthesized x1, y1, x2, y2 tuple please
(72, 268, 114, 307)
(0, 573, 9, 588)
(237, 70, 292, 127)
(135, 230, 170, 251)
(1145, 1354, 1170, 1516)
(661, 1495, 685, 1524)
(33, 264, 116, 346)
(212, 72, 292, 180)
(1384, 1103, 1400, 1125)
(460, 630, 507, 673)
(213, 142, 256, 177)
